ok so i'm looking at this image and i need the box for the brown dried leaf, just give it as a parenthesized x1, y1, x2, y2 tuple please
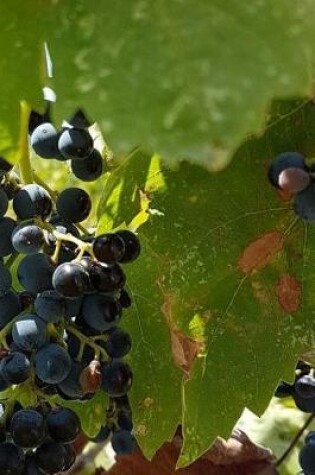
(105, 428, 277, 475)
(170, 329, 202, 378)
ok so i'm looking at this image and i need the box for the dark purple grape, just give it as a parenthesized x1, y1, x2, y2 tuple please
(52, 262, 90, 298)
(116, 230, 141, 263)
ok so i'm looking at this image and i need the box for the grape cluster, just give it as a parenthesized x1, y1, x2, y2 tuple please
(0, 108, 140, 473)
(268, 152, 315, 221)
(275, 361, 315, 474)
(29, 108, 103, 182)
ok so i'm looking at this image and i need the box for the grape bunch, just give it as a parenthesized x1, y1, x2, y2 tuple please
(30, 107, 103, 182)
(268, 152, 315, 221)
(0, 107, 140, 473)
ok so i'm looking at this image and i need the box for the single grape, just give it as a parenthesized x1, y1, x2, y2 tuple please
(81, 294, 121, 331)
(0, 262, 12, 297)
(101, 361, 133, 397)
(293, 390, 315, 413)
(18, 253, 56, 293)
(0, 290, 21, 329)
(111, 430, 137, 456)
(52, 261, 90, 298)
(299, 440, 315, 475)
(58, 127, 94, 160)
(119, 289, 132, 308)
(57, 360, 85, 400)
(0, 352, 31, 384)
(90, 262, 126, 293)
(268, 152, 307, 188)
(47, 407, 81, 443)
(71, 149, 103, 181)
(278, 167, 310, 194)
(0, 217, 16, 257)
(56, 187, 91, 223)
(34, 290, 67, 323)
(35, 343, 71, 384)
(13, 184, 52, 220)
(93, 233, 125, 264)
(0, 188, 8, 218)
(295, 374, 315, 399)
(12, 314, 47, 351)
(294, 183, 315, 222)
(11, 409, 46, 448)
(12, 223, 44, 254)
(103, 327, 132, 359)
(116, 230, 141, 263)
(30, 122, 60, 158)
(0, 442, 25, 475)
(35, 441, 67, 474)
(0, 156, 13, 177)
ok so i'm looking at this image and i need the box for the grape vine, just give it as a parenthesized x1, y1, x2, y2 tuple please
(0, 99, 139, 474)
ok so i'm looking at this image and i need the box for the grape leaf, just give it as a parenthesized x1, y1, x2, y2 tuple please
(97, 99, 315, 466)
(1, 1, 315, 168)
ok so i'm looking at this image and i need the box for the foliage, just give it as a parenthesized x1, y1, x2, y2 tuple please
(1, 1, 315, 169)
(1, 2, 315, 473)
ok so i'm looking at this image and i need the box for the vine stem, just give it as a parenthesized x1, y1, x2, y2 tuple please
(5, 251, 19, 270)
(18, 101, 33, 184)
(66, 324, 108, 361)
(276, 413, 315, 467)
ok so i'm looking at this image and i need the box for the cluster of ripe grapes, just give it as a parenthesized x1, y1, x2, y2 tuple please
(0, 109, 140, 474)
(276, 363, 315, 474)
(268, 151, 315, 221)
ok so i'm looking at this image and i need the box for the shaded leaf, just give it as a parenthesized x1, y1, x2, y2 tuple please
(1, 2, 315, 167)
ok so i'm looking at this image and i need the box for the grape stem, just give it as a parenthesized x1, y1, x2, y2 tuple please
(5, 251, 19, 270)
(65, 324, 108, 361)
(18, 101, 33, 184)
(34, 217, 95, 259)
(276, 413, 315, 467)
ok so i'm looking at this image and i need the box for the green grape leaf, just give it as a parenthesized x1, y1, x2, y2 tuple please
(1, 1, 315, 168)
(97, 99, 315, 466)
(55, 390, 108, 438)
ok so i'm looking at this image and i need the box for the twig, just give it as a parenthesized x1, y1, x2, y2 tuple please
(276, 413, 315, 467)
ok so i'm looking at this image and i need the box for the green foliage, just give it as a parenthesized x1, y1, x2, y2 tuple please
(97, 99, 315, 466)
(1, 1, 315, 167)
